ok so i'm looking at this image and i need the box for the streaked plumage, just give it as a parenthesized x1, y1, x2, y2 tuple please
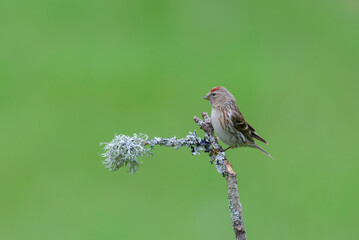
(203, 86, 271, 157)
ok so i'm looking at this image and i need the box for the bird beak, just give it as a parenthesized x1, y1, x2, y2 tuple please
(203, 93, 210, 100)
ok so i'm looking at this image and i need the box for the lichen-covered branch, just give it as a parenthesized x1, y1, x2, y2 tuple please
(194, 112, 246, 240)
(100, 131, 207, 174)
(100, 112, 246, 240)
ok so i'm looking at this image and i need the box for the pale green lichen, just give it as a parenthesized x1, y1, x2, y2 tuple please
(101, 133, 152, 174)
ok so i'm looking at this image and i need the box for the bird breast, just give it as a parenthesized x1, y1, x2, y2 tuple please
(211, 108, 245, 148)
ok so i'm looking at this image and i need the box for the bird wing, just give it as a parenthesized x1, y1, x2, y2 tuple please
(231, 108, 268, 144)
(230, 108, 254, 142)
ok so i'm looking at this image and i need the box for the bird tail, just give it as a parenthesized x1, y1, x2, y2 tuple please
(251, 132, 267, 144)
(252, 144, 272, 158)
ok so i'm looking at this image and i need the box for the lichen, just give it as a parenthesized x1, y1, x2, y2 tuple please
(101, 133, 152, 174)
(213, 152, 226, 175)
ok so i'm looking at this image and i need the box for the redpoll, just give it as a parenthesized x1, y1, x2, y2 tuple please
(203, 86, 271, 157)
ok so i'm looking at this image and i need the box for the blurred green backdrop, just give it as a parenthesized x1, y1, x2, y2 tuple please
(1, 0, 358, 239)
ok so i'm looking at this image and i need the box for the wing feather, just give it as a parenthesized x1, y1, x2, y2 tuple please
(231, 109, 254, 142)
(231, 108, 268, 144)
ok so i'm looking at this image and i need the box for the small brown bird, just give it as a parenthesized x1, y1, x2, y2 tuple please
(203, 86, 271, 157)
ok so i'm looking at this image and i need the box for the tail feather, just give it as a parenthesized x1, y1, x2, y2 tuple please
(252, 144, 272, 158)
(251, 132, 267, 144)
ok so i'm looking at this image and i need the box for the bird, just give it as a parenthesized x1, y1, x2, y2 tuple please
(203, 86, 271, 158)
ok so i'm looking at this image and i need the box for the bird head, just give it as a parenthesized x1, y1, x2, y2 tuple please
(203, 86, 234, 107)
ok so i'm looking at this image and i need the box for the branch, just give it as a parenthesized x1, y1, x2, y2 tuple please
(194, 112, 246, 240)
(101, 112, 246, 240)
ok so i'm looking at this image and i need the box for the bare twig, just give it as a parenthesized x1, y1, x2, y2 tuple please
(101, 112, 246, 240)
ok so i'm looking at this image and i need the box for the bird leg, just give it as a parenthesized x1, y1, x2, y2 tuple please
(223, 147, 231, 152)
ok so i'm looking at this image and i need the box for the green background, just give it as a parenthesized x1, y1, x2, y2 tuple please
(1, 0, 358, 239)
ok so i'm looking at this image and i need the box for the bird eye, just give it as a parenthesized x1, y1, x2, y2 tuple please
(212, 93, 216, 96)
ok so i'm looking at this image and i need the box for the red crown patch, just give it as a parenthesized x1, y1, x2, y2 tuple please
(210, 87, 221, 92)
